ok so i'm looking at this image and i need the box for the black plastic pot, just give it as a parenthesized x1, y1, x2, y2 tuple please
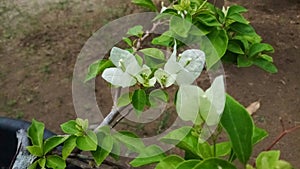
(0, 117, 80, 169)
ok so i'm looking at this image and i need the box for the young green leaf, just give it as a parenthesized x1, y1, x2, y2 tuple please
(252, 126, 268, 145)
(123, 37, 133, 47)
(132, 89, 147, 113)
(27, 145, 43, 157)
(127, 25, 144, 37)
(221, 94, 254, 164)
(176, 160, 201, 169)
(44, 136, 69, 154)
(227, 13, 249, 24)
(113, 131, 145, 153)
(196, 13, 222, 27)
(46, 155, 66, 169)
(213, 142, 232, 157)
(194, 158, 237, 169)
(256, 150, 280, 169)
(248, 43, 274, 58)
(253, 58, 278, 73)
(155, 155, 184, 169)
(227, 41, 244, 54)
(149, 89, 169, 107)
(62, 135, 77, 160)
(131, 0, 157, 12)
(60, 120, 81, 136)
(28, 160, 38, 169)
(152, 31, 173, 47)
(38, 158, 46, 169)
(85, 59, 114, 82)
(117, 92, 132, 107)
(237, 55, 253, 67)
(92, 135, 114, 166)
(130, 145, 166, 167)
(170, 16, 192, 38)
(76, 130, 98, 151)
(140, 48, 165, 60)
(227, 5, 248, 17)
(160, 126, 200, 158)
(28, 119, 45, 147)
(230, 22, 256, 35)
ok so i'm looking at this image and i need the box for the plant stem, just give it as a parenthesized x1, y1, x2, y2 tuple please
(265, 125, 300, 151)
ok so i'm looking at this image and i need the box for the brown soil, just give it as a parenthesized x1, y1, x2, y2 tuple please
(0, 0, 299, 168)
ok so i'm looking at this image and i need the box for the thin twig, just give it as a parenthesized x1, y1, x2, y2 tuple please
(265, 125, 300, 151)
(112, 107, 134, 128)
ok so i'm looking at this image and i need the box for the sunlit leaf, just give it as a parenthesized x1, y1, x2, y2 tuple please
(155, 155, 184, 169)
(44, 136, 68, 154)
(130, 145, 166, 167)
(46, 155, 66, 169)
(28, 119, 44, 147)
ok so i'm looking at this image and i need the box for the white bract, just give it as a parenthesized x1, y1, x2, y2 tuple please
(176, 75, 225, 125)
(102, 47, 142, 87)
(164, 44, 206, 85)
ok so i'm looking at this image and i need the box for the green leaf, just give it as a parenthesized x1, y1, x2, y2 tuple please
(28, 119, 45, 147)
(132, 89, 147, 113)
(200, 28, 228, 68)
(176, 160, 201, 169)
(160, 126, 200, 158)
(149, 89, 169, 107)
(248, 43, 274, 58)
(46, 155, 66, 169)
(38, 158, 46, 169)
(227, 5, 248, 16)
(260, 54, 273, 62)
(230, 22, 256, 35)
(62, 135, 77, 160)
(60, 120, 81, 135)
(131, 0, 157, 11)
(140, 48, 165, 60)
(85, 59, 114, 82)
(92, 135, 114, 166)
(220, 94, 253, 164)
(113, 131, 145, 153)
(197, 142, 213, 158)
(76, 130, 98, 151)
(110, 137, 121, 160)
(155, 155, 184, 169)
(194, 158, 237, 169)
(227, 13, 249, 24)
(170, 16, 192, 38)
(228, 41, 244, 54)
(130, 145, 166, 167)
(152, 31, 173, 47)
(253, 58, 278, 73)
(127, 25, 144, 37)
(252, 126, 268, 145)
(214, 142, 232, 157)
(76, 118, 89, 131)
(256, 150, 280, 169)
(275, 160, 294, 169)
(123, 37, 133, 47)
(44, 136, 68, 154)
(117, 92, 132, 107)
(237, 55, 253, 67)
(196, 13, 222, 27)
(27, 145, 43, 157)
(28, 160, 38, 169)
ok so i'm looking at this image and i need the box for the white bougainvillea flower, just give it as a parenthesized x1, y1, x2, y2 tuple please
(154, 68, 177, 88)
(136, 65, 156, 87)
(102, 47, 142, 87)
(164, 44, 206, 85)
